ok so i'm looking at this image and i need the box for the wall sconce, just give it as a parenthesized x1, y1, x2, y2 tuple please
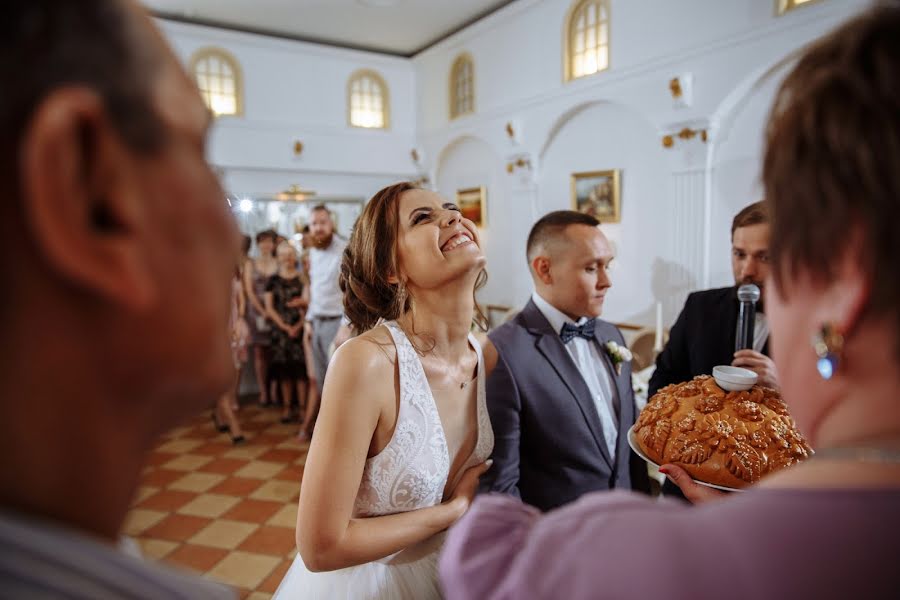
(293, 140, 304, 156)
(668, 77, 682, 99)
(505, 119, 522, 145)
(410, 147, 427, 170)
(275, 183, 316, 202)
(662, 127, 707, 148)
(668, 73, 693, 108)
(506, 156, 531, 173)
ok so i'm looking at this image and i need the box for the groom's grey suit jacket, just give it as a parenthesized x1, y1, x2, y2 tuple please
(482, 300, 650, 511)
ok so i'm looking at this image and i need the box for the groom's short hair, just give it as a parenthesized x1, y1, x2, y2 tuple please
(526, 210, 601, 264)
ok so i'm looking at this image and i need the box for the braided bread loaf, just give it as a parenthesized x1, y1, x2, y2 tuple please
(633, 375, 812, 489)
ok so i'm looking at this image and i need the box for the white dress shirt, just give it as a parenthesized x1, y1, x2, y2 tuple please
(308, 236, 347, 319)
(532, 292, 619, 460)
(734, 311, 770, 352)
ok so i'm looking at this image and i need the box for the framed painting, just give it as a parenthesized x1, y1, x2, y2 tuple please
(571, 169, 621, 223)
(456, 186, 486, 227)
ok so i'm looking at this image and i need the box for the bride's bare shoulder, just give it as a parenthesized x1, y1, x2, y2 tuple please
(330, 324, 398, 374)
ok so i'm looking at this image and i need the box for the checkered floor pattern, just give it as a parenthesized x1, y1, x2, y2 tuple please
(124, 402, 308, 599)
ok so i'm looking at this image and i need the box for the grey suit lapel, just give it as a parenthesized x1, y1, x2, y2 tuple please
(522, 302, 614, 471)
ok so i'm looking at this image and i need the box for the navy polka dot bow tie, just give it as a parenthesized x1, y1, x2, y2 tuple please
(559, 319, 596, 344)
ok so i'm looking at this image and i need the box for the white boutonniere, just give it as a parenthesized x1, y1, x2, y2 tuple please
(605, 341, 632, 375)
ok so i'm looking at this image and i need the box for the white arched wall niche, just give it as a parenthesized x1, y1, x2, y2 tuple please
(709, 57, 793, 286)
(435, 136, 525, 309)
(538, 100, 667, 325)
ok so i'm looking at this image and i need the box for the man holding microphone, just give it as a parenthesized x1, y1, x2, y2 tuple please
(649, 201, 778, 395)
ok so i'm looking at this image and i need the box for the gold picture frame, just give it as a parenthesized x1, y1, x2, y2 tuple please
(456, 186, 486, 227)
(571, 169, 621, 224)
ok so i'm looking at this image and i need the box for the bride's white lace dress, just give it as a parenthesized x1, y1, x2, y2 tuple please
(274, 321, 494, 599)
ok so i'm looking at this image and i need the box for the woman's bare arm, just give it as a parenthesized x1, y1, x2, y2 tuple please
(243, 260, 265, 314)
(264, 292, 292, 332)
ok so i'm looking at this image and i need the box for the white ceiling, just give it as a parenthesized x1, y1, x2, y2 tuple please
(144, 0, 515, 56)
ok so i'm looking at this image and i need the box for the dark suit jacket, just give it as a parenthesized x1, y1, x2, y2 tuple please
(483, 299, 650, 512)
(648, 286, 770, 396)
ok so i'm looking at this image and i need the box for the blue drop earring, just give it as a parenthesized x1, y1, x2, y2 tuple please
(812, 323, 844, 380)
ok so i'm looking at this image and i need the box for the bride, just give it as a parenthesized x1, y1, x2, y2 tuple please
(274, 182, 494, 599)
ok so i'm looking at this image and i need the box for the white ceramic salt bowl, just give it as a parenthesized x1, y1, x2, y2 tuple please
(712, 365, 758, 391)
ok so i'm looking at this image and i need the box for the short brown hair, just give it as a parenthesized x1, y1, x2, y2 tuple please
(763, 3, 900, 358)
(255, 229, 277, 244)
(526, 210, 600, 263)
(731, 201, 768, 238)
(340, 182, 487, 334)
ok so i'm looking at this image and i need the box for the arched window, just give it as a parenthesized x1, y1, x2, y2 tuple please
(449, 53, 475, 120)
(189, 47, 243, 116)
(347, 70, 390, 129)
(564, 0, 610, 82)
(777, 0, 821, 15)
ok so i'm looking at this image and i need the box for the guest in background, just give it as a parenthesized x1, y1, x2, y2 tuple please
(297, 224, 318, 439)
(235, 234, 252, 411)
(231, 232, 252, 411)
(304, 205, 349, 432)
(441, 7, 900, 598)
(649, 201, 778, 395)
(244, 229, 278, 406)
(214, 259, 248, 444)
(265, 242, 310, 425)
(0, 0, 236, 596)
(240, 233, 252, 271)
(481, 211, 649, 511)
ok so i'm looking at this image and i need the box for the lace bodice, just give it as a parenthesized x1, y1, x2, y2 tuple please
(353, 321, 494, 518)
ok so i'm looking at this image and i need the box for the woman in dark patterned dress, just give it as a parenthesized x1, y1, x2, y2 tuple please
(244, 230, 278, 406)
(265, 242, 310, 423)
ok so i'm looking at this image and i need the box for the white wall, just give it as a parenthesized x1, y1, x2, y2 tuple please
(538, 101, 667, 324)
(434, 136, 531, 308)
(413, 0, 870, 325)
(156, 19, 419, 217)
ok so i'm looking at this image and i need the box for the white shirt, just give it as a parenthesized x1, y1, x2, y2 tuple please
(532, 292, 619, 460)
(308, 236, 347, 319)
(754, 312, 770, 352)
(734, 311, 770, 353)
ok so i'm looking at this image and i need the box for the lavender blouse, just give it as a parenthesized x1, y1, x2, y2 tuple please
(440, 488, 899, 600)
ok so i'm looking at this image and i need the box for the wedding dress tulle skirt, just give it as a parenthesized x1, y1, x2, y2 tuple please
(273, 532, 444, 600)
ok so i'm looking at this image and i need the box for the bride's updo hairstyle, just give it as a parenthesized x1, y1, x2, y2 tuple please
(340, 182, 488, 334)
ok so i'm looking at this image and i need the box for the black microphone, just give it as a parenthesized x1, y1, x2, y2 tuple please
(736, 284, 760, 351)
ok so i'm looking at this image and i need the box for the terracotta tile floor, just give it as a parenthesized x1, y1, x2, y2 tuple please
(126, 402, 307, 599)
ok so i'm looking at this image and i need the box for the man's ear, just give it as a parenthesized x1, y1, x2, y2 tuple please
(531, 256, 552, 285)
(21, 87, 156, 311)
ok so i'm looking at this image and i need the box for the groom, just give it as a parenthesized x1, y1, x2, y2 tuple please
(482, 211, 649, 510)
